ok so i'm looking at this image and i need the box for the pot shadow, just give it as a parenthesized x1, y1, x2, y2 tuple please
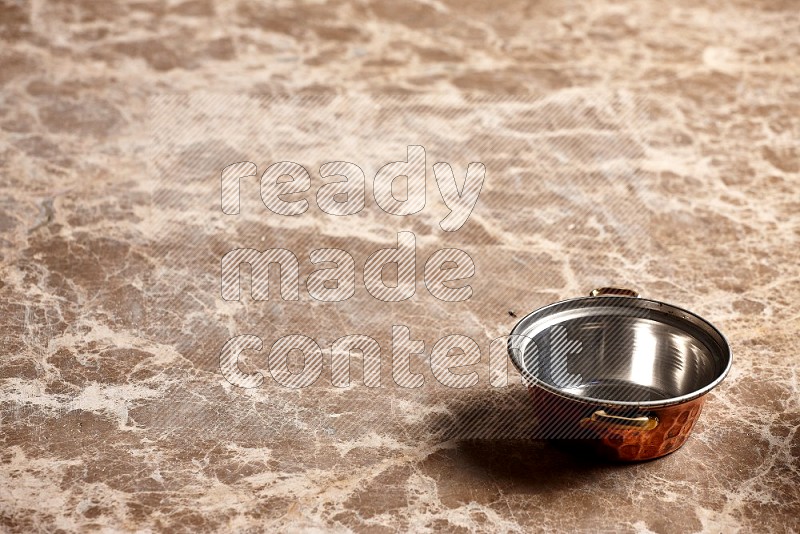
(424, 388, 639, 487)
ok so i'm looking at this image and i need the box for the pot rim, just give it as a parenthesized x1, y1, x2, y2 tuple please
(507, 294, 733, 408)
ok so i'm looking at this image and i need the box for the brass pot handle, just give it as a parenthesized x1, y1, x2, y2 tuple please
(588, 410, 659, 431)
(590, 287, 640, 298)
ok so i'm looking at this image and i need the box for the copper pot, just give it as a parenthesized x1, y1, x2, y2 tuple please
(507, 288, 732, 461)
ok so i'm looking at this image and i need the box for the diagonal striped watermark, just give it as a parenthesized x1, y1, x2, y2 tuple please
(146, 92, 657, 441)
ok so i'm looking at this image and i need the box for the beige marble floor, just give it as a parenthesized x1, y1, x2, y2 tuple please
(1, 0, 799, 532)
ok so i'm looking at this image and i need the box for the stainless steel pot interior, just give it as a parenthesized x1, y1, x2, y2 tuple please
(509, 295, 732, 407)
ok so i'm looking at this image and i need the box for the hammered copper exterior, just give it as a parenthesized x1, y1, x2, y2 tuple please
(529, 386, 708, 461)
(587, 396, 707, 461)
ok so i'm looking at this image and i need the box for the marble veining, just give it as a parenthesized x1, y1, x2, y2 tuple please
(1, 0, 799, 532)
